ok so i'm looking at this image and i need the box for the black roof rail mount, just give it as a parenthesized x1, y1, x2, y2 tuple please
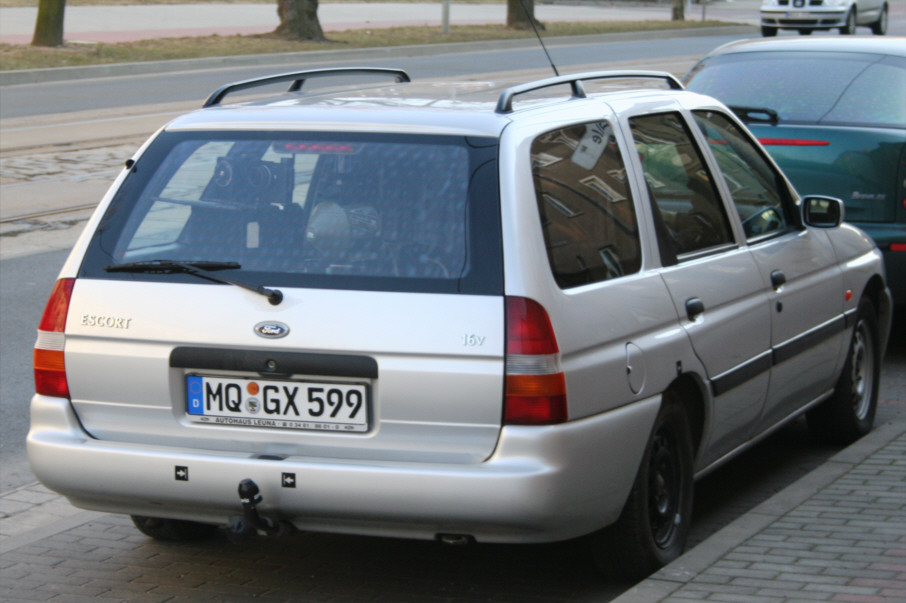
(495, 70, 684, 114)
(202, 67, 412, 108)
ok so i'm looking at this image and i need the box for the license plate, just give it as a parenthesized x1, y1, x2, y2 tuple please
(786, 12, 809, 18)
(186, 375, 369, 432)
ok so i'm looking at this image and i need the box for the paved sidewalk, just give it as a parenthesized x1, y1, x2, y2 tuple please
(620, 414, 906, 601)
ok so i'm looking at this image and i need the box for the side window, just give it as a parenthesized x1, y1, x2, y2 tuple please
(629, 112, 734, 263)
(531, 121, 642, 289)
(692, 110, 794, 240)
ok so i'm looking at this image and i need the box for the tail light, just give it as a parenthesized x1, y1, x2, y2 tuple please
(757, 138, 829, 147)
(34, 278, 74, 398)
(504, 297, 567, 425)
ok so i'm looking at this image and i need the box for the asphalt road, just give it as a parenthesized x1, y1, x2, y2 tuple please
(0, 31, 758, 119)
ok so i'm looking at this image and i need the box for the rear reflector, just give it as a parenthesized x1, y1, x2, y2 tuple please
(504, 297, 567, 425)
(34, 278, 74, 399)
(891, 243, 906, 252)
(758, 138, 829, 147)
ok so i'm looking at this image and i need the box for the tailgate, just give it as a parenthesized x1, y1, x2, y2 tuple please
(64, 280, 505, 464)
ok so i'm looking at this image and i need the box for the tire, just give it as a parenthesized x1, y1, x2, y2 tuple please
(761, 25, 778, 37)
(840, 9, 856, 34)
(131, 515, 219, 541)
(871, 5, 888, 35)
(807, 298, 880, 445)
(590, 393, 694, 579)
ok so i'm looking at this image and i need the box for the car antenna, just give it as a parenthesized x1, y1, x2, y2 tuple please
(519, 0, 559, 77)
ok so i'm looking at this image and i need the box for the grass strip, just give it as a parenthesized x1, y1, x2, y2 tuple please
(1, 21, 736, 71)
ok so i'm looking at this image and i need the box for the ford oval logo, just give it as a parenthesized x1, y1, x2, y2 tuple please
(254, 321, 290, 339)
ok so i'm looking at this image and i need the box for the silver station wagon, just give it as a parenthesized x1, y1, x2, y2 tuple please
(29, 68, 893, 579)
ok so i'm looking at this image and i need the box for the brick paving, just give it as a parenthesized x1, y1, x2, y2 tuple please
(0, 145, 132, 186)
(617, 419, 906, 602)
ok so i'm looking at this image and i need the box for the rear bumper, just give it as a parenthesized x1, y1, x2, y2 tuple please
(28, 394, 659, 543)
(760, 8, 848, 29)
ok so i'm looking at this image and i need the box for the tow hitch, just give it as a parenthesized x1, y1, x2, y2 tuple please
(226, 478, 291, 543)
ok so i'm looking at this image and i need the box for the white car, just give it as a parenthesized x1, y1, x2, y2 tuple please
(28, 68, 892, 579)
(760, 0, 889, 36)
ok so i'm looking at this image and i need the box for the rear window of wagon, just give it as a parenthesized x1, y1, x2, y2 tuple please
(80, 131, 503, 295)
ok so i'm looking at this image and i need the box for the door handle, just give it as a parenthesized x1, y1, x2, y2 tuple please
(685, 297, 705, 321)
(770, 270, 786, 290)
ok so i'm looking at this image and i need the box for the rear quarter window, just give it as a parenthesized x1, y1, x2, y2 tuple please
(531, 121, 642, 289)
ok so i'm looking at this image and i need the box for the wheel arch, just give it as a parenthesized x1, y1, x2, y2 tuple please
(859, 274, 892, 358)
(662, 374, 706, 462)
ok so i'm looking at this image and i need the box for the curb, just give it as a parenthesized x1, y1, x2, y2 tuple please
(612, 412, 906, 602)
(0, 25, 757, 87)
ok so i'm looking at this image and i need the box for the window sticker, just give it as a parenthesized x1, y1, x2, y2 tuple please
(571, 122, 612, 170)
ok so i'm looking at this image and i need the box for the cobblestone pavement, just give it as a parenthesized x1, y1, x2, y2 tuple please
(0, 140, 141, 256)
(618, 420, 906, 602)
(0, 145, 131, 186)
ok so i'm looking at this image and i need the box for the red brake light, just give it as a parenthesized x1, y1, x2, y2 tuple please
(891, 243, 906, 252)
(34, 278, 74, 398)
(504, 297, 567, 425)
(757, 138, 829, 147)
(506, 297, 559, 356)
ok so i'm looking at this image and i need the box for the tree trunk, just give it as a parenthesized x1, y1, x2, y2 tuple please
(32, 0, 66, 47)
(275, 0, 325, 41)
(672, 0, 686, 21)
(506, 0, 545, 31)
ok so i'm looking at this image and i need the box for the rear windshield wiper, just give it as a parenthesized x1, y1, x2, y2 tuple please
(728, 106, 779, 126)
(104, 260, 283, 305)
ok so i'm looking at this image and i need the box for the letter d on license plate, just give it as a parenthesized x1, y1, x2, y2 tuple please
(186, 375, 369, 432)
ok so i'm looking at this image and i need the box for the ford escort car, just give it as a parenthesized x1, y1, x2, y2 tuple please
(28, 68, 892, 579)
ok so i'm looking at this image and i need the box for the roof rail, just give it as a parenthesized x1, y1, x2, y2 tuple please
(202, 67, 411, 108)
(495, 70, 684, 114)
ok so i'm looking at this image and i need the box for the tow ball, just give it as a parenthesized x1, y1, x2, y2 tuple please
(226, 478, 290, 543)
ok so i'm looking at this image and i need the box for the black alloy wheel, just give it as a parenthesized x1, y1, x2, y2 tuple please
(590, 394, 694, 579)
(648, 426, 683, 548)
(807, 297, 880, 445)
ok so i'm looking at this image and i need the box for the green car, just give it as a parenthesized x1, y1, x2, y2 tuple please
(684, 37, 905, 307)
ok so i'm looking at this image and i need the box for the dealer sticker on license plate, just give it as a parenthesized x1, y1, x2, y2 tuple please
(186, 375, 369, 432)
